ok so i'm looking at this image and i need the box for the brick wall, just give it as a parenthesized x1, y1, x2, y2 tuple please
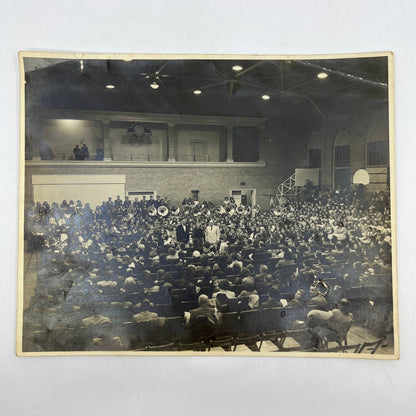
(25, 162, 285, 209)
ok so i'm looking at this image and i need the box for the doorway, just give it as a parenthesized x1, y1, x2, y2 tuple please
(192, 141, 206, 162)
(230, 189, 256, 207)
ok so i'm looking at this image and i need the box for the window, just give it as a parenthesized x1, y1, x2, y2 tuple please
(334, 145, 351, 167)
(308, 149, 321, 168)
(334, 169, 351, 188)
(367, 141, 388, 166)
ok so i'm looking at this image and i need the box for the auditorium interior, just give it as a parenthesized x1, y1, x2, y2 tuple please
(20, 54, 395, 355)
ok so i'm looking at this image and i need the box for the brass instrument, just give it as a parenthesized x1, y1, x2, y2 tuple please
(147, 206, 157, 216)
(170, 206, 180, 215)
(202, 207, 211, 217)
(157, 205, 169, 216)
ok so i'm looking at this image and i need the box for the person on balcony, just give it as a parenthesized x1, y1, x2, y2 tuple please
(73, 144, 81, 160)
(80, 144, 89, 160)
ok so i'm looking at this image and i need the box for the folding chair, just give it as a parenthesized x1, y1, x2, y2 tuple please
(233, 335, 261, 352)
(260, 307, 284, 333)
(208, 337, 233, 351)
(189, 315, 216, 341)
(153, 303, 177, 317)
(259, 331, 286, 351)
(280, 307, 309, 330)
(180, 300, 199, 313)
(357, 339, 384, 354)
(162, 316, 185, 343)
(254, 283, 270, 296)
(146, 343, 175, 352)
(215, 312, 240, 338)
(319, 344, 361, 353)
(239, 310, 261, 336)
(178, 341, 206, 351)
(281, 329, 312, 351)
(315, 322, 352, 350)
(228, 297, 250, 312)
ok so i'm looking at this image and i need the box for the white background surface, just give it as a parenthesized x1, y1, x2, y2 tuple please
(1, 1, 415, 414)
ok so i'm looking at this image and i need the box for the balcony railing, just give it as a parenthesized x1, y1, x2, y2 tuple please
(112, 154, 168, 162)
(26, 153, 260, 163)
(175, 154, 221, 162)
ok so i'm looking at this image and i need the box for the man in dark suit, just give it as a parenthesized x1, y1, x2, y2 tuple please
(176, 219, 190, 244)
(186, 295, 220, 340)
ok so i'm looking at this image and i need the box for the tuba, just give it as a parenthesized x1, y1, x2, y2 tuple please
(147, 206, 157, 216)
(237, 205, 245, 215)
(202, 207, 211, 218)
(170, 206, 180, 216)
(226, 205, 235, 216)
(157, 205, 169, 216)
(193, 206, 201, 217)
(245, 206, 251, 216)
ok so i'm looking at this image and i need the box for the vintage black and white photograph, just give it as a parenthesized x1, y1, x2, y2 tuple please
(17, 52, 397, 357)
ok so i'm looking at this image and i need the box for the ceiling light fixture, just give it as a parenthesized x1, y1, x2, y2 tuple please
(232, 65, 243, 72)
(262, 94, 270, 100)
(317, 72, 328, 79)
(150, 82, 159, 89)
(193, 89, 202, 95)
(106, 84, 115, 89)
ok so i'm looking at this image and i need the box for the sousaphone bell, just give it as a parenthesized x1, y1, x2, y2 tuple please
(170, 206, 180, 216)
(225, 206, 235, 216)
(147, 206, 157, 216)
(202, 207, 211, 217)
(158, 205, 169, 216)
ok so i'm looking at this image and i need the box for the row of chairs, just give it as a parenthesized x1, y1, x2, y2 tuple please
(22, 306, 308, 351)
(287, 331, 384, 354)
(137, 335, 384, 354)
(22, 311, 385, 354)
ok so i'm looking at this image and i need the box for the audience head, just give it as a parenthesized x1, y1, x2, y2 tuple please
(259, 264, 268, 274)
(218, 279, 231, 291)
(198, 294, 210, 307)
(337, 298, 351, 314)
(309, 286, 319, 297)
(242, 276, 255, 291)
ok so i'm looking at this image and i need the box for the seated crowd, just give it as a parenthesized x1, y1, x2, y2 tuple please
(23, 185, 393, 352)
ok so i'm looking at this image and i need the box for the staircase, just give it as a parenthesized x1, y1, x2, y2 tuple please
(276, 173, 303, 202)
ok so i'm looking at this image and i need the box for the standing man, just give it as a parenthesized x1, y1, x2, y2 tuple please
(192, 221, 205, 252)
(176, 218, 190, 245)
(205, 219, 220, 247)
